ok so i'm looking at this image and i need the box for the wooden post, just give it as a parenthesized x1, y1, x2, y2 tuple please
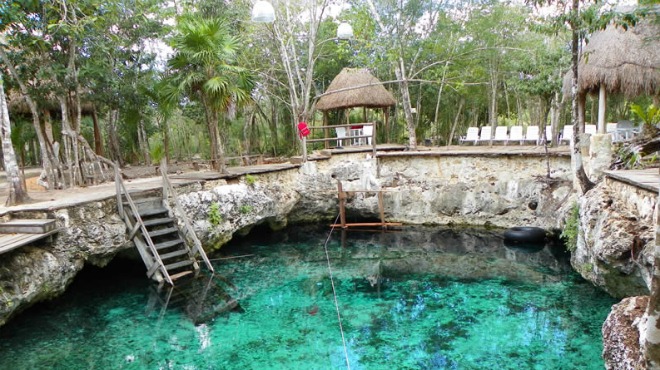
(384, 108, 390, 143)
(337, 180, 347, 228)
(115, 162, 123, 217)
(371, 121, 377, 158)
(323, 113, 329, 149)
(378, 191, 385, 228)
(598, 84, 607, 134)
(302, 136, 308, 162)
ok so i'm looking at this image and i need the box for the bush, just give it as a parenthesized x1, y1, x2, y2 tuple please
(560, 202, 579, 252)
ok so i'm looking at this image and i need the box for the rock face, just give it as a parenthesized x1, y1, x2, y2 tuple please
(0, 200, 129, 326)
(602, 296, 648, 370)
(0, 150, 607, 329)
(572, 177, 656, 299)
(309, 153, 574, 228)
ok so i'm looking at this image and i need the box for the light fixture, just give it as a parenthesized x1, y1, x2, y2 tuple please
(336, 22, 353, 40)
(252, 1, 275, 23)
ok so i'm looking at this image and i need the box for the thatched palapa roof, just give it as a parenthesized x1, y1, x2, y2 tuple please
(563, 17, 660, 98)
(316, 68, 396, 111)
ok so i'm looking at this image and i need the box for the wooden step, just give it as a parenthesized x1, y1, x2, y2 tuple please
(138, 207, 169, 217)
(123, 196, 162, 205)
(155, 239, 185, 250)
(149, 227, 178, 238)
(169, 270, 194, 281)
(160, 249, 189, 260)
(0, 219, 57, 234)
(143, 217, 174, 227)
(165, 260, 194, 271)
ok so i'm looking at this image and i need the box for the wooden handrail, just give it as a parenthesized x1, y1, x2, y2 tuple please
(113, 163, 173, 285)
(308, 123, 374, 130)
(160, 159, 214, 273)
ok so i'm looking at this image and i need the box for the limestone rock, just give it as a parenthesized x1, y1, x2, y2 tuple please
(602, 296, 647, 370)
(572, 183, 654, 298)
(0, 247, 84, 326)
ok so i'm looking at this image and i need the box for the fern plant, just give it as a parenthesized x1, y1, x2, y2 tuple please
(560, 203, 580, 252)
(208, 202, 222, 226)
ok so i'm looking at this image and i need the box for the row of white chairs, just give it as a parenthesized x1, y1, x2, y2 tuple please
(460, 125, 569, 145)
(460, 123, 638, 145)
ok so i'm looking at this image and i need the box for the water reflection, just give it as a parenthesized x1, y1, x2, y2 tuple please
(146, 273, 239, 325)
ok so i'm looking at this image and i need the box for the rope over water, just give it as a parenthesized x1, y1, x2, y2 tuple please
(323, 213, 351, 370)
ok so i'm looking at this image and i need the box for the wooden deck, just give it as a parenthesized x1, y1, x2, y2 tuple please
(604, 169, 660, 193)
(0, 219, 59, 255)
(0, 229, 59, 255)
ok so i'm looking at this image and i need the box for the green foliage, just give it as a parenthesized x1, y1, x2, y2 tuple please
(582, 263, 594, 273)
(208, 202, 222, 226)
(239, 205, 253, 214)
(630, 103, 660, 128)
(560, 203, 580, 253)
(244, 174, 256, 186)
(615, 144, 658, 170)
(149, 134, 165, 165)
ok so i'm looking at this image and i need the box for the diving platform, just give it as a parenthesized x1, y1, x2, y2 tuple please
(0, 219, 59, 255)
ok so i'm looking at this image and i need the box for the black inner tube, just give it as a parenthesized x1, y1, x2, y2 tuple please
(503, 226, 547, 244)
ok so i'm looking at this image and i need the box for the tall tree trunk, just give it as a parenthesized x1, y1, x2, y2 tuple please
(43, 109, 54, 145)
(92, 108, 104, 156)
(162, 119, 170, 165)
(269, 105, 279, 156)
(0, 73, 29, 205)
(549, 92, 563, 148)
(107, 109, 123, 166)
(0, 47, 58, 189)
(138, 119, 150, 165)
(58, 96, 81, 186)
(488, 68, 499, 146)
(447, 98, 465, 146)
(396, 60, 417, 149)
(569, 0, 594, 194)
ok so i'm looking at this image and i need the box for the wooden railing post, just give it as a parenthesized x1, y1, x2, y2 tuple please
(337, 180, 347, 229)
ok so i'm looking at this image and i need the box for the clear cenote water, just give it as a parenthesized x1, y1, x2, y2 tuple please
(0, 225, 615, 369)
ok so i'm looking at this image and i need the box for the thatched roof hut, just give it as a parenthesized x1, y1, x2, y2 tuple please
(563, 18, 660, 98)
(316, 68, 395, 111)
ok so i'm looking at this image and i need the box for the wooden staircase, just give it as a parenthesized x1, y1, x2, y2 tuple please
(113, 162, 214, 285)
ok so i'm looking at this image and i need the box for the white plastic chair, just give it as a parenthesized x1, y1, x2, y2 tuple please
(478, 126, 492, 144)
(362, 124, 373, 145)
(509, 126, 523, 145)
(544, 126, 553, 144)
(585, 124, 597, 135)
(524, 126, 540, 145)
(335, 127, 347, 148)
(460, 127, 479, 145)
(560, 125, 573, 145)
(493, 126, 508, 144)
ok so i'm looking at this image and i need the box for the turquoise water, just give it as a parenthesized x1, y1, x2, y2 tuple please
(0, 226, 615, 369)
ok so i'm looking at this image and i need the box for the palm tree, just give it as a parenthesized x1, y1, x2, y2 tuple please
(163, 15, 254, 173)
